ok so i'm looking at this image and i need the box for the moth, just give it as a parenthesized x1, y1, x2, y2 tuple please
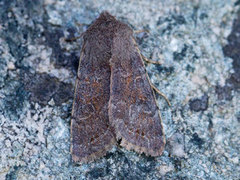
(71, 11, 167, 163)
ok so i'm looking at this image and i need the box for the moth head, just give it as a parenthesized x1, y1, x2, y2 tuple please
(90, 11, 117, 30)
(99, 11, 116, 21)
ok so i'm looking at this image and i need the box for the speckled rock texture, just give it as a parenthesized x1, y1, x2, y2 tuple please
(0, 0, 239, 179)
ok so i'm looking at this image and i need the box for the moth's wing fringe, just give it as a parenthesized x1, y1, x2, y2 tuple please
(116, 132, 164, 157)
(72, 137, 116, 164)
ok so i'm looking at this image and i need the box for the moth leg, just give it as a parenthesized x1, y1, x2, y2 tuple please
(141, 54, 162, 65)
(150, 83, 171, 106)
(64, 34, 83, 42)
(65, 21, 92, 42)
(141, 54, 170, 105)
(134, 29, 149, 34)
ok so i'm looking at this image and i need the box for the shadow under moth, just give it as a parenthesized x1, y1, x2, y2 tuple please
(71, 11, 166, 163)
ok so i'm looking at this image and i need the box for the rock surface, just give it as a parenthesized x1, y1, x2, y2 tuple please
(0, 0, 239, 179)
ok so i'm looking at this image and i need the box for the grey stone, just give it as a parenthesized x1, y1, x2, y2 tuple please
(189, 94, 209, 112)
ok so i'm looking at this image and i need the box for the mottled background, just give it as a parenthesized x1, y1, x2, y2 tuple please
(0, 0, 239, 179)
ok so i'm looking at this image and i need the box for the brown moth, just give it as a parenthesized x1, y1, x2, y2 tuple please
(71, 11, 165, 163)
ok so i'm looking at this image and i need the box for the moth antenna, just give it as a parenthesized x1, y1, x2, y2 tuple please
(150, 84, 171, 106)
